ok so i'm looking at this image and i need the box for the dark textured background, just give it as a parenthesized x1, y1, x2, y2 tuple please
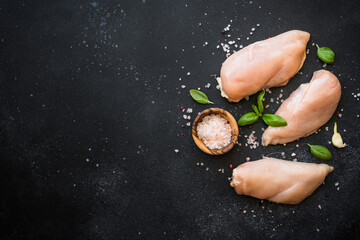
(0, 0, 359, 239)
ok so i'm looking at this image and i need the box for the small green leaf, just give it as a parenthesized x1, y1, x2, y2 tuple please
(307, 144, 333, 161)
(257, 89, 265, 113)
(189, 89, 214, 104)
(316, 44, 335, 64)
(238, 112, 259, 126)
(262, 114, 287, 127)
(252, 105, 261, 116)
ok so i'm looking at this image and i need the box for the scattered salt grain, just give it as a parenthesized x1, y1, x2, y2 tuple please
(197, 114, 232, 149)
(291, 153, 296, 157)
(174, 149, 179, 153)
(205, 83, 211, 88)
(181, 85, 186, 88)
(245, 131, 259, 149)
(186, 108, 193, 113)
(187, 72, 191, 76)
(318, 205, 322, 210)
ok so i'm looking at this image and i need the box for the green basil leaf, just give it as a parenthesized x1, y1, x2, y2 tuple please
(252, 105, 261, 116)
(262, 114, 287, 127)
(307, 144, 333, 161)
(316, 44, 335, 64)
(257, 89, 265, 113)
(238, 112, 259, 126)
(189, 89, 214, 104)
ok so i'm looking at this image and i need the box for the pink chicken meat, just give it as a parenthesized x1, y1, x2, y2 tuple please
(262, 70, 341, 146)
(219, 30, 310, 102)
(230, 158, 334, 204)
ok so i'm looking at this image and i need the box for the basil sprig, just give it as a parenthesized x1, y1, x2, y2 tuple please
(316, 44, 335, 64)
(237, 90, 287, 127)
(189, 89, 214, 104)
(307, 144, 332, 161)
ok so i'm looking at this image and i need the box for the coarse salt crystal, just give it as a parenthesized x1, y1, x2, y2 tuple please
(197, 114, 232, 149)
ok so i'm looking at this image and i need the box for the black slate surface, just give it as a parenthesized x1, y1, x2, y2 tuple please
(1, 0, 360, 239)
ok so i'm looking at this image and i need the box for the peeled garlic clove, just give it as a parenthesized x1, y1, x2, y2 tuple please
(332, 122, 345, 148)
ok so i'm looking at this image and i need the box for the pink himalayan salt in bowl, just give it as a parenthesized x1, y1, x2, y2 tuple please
(192, 108, 239, 155)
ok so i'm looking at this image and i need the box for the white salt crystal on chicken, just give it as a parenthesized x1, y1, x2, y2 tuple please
(231, 158, 334, 204)
(196, 114, 231, 149)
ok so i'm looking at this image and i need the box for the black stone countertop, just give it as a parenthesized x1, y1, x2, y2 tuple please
(0, 0, 359, 239)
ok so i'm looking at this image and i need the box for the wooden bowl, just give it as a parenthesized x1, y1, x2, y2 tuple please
(192, 108, 239, 155)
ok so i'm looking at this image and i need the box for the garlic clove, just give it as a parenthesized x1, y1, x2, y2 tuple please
(332, 122, 345, 148)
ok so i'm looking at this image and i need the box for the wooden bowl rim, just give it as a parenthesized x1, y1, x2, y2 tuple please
(192, 108, 239, 155)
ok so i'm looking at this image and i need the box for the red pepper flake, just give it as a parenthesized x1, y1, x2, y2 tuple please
(268, 36, 271, 39)
(337, 111, 339, 115)
(248, 126, 252, 129)
(181, 133, 184, 136)
(229, 164, 233, 169)
(253, 136, 257, 140)
(180, 106, 184, 110)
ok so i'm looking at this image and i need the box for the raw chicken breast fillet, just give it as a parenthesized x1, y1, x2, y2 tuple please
(262, 70, 341, 146)
(219, 30, 310, 102)
(230, 158, 334, 204)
